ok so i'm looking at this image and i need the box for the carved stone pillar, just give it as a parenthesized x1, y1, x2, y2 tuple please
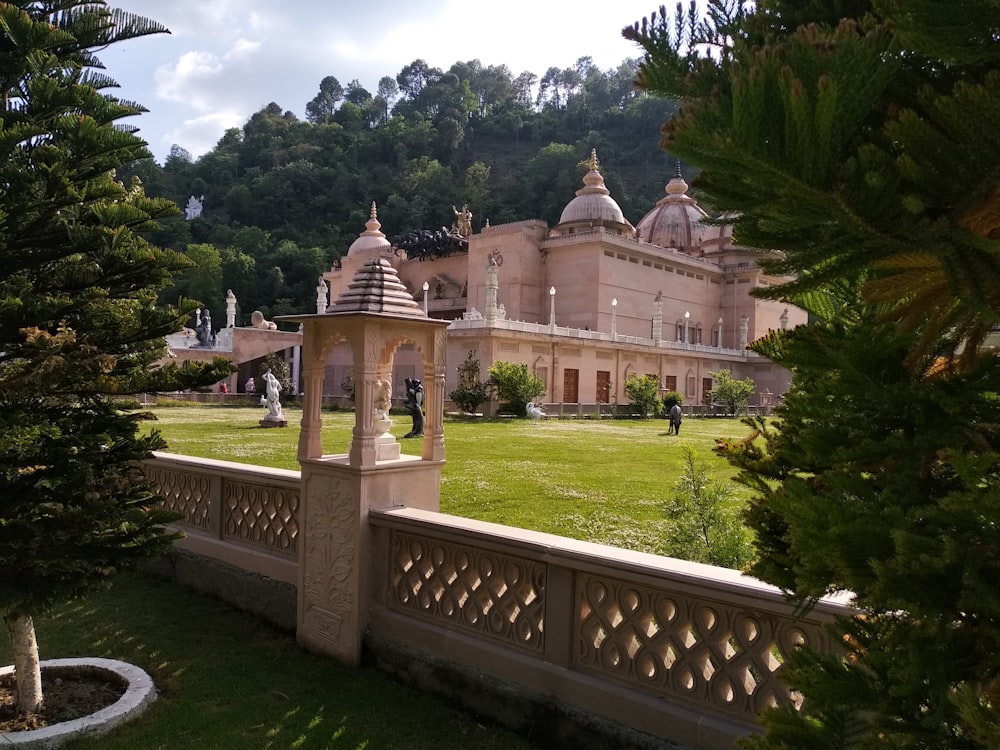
(278, 257, 450, 665)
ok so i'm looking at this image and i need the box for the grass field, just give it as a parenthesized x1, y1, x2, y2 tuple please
(0, 408, 762, 748)
(1, 574, 541, 750)
(146, 404, 756, 558)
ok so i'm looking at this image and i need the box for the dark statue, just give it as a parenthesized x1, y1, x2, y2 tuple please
(389, 227, 468, 261)
(195, 309, 213, 347)
(403, 377, 424, 438)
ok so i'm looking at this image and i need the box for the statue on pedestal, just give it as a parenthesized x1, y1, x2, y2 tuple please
(403, 378, 424, 438)
(373, 375, 392, 435)
(195, 309, 213, 347)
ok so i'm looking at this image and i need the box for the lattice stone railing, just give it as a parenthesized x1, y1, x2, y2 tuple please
(389, 530, 546, 652)
(371, 507, 852, 745)
(574, 571, 823, 721)
(145, 452, 300, 560)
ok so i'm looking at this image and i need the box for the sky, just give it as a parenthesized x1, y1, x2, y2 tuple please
(104, 0, 664, 163)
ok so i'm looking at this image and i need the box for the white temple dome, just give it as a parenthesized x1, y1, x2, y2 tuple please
(552, 150, 634, 236)
(636, 164, 713, 253)
(346, 202, 393, 257)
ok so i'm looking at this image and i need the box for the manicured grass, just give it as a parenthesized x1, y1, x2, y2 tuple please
(0, 573, 539, 750)
(0, 408, 757, 748)
(146, 404, 755, 556)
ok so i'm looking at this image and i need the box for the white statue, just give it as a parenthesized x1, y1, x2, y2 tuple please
(373, 375, 393, 434)
(250, 310, 278, 330)
(316, 276, 329, 314)
(526, 401, 545, 419)
(262, 370, 283, 420)
(184, 195, 204, 220)
(373, 375, 392, 417)
(225, 289, 237, 328)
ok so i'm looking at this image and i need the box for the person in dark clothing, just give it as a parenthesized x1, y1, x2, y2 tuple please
(668, 403, 683, 435)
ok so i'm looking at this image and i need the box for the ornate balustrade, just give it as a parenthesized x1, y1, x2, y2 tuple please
(369, 506, 854, 749)
(144, 452, 300, 585)
(143, 453, 854, 749)
(447, 316, 756, 357)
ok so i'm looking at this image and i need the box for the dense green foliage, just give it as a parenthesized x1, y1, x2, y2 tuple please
(660, 390, 683, 411)
(114, 57, 682, 324)
(664, 447, 753, 568)
(707, 369, 755, 416)
(449, 349, 490, 414)
(488, 361, 545, 417)
(0, 0, 231, 630)
(624, 374, 663, 418)
(627, 0, 1000, 746)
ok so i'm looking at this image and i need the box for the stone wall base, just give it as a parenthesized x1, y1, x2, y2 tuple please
(144, 548, 297, 633)
(364, 631, 687, 750)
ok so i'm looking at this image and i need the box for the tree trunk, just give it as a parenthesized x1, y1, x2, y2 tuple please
(5, 614, 43, 715)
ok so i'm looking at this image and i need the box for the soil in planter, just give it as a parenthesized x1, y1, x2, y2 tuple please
(0, 666, 126, 732)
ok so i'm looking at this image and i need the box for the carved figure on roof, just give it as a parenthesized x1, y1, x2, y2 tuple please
(316, 276, 329, 314)
(195, 308, 213, 347)
(390, 227, 467, 261)
(225, 289, 237, 328)
(250, 310, 278, 330)
(452, 204, 473, 237)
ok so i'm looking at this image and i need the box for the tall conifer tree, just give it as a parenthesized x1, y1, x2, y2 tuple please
(0, 1, 232, 714)
(626, 1, 1000, 745)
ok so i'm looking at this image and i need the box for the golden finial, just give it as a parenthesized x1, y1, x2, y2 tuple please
(588, 148, 600, 171)
(370, 201, 378, 220)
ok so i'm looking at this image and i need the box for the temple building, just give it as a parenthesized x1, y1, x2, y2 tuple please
(321, 152, 805, 413)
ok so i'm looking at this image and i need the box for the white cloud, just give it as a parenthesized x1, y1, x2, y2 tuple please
(154, 51, 223, 105)
(160, 111, 247, 160)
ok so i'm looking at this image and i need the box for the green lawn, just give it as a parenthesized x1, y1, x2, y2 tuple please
(0, 406, 759, 750)
(2, 573, 540, 750)
(146, 403, 756, 556)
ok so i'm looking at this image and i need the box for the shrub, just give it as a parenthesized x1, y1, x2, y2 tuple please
(449, 350, 490, 414)
(663, 447, 754, 568)
(488, 361, 545, 417)
(340, 371, 355, 402)
(661, 390, 684, 413)
(707, 369, 755, 416)
(624, 374, 663, 418)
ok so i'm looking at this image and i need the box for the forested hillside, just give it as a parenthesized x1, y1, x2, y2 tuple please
(122, 56, 681, 326)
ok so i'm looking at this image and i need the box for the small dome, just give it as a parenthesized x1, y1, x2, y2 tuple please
(636, 164, 711, 253)
(346, 202, 393, 258)
(553, 150, 634, 235)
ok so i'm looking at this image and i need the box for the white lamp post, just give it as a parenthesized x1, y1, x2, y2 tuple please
(684, 310, 690, 344)
(611, 297, 618, 339)
(422, 281, 429, 316)
(549, 286, 556, 327)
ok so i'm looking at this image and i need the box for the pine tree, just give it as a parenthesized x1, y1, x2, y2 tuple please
(625, 1, 1000, 745)
(0, 1, 232, 714)
(624, 0, 1000, 364)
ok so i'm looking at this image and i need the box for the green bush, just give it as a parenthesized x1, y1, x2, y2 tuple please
(624, 374, 663, 419)
(707, 369, 755, 416)
(449, 350, 491, 414)
(660, 391, 683, 413)
(488, 361, 545, 418)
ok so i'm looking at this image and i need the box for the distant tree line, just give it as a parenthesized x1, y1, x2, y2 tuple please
(118, 56, 682, 327)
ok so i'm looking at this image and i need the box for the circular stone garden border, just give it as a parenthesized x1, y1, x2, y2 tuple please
(0, 658, 156, 748)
